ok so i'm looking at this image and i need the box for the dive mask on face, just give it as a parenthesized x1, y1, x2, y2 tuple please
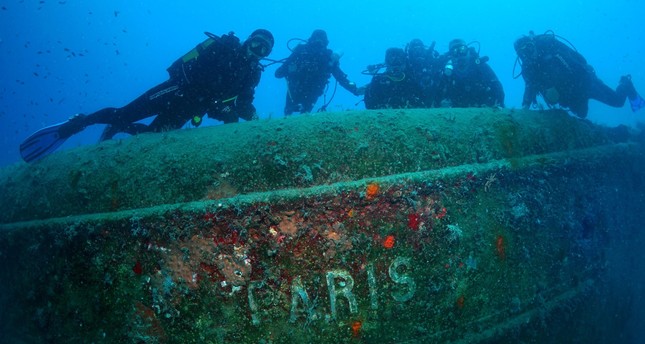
(516, 39, 537, 60)
(249, 37, 271, 58)
(452, 45, 468, 57)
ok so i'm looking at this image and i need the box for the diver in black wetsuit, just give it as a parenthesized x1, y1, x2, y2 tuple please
(363, 47, 425, 109)
(514, 31, 644, 118)
(406, 38, 441, 107)
(436, 39, 505, 108)
(275, 29, 363, 115)
(58, 29, 274, 140)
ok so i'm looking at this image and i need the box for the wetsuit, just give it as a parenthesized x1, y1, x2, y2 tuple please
(275, 41, 358, 115)
(437, 47, 505, 108)
(364, 70, 425, 110)
(407, 40, 441, 107)
(516, 33, 635, 118)
(62, 32, 264, 140)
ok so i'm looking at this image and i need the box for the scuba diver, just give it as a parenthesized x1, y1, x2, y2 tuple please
(436, 39, 505, 108)
(406, 38, 441, 107)
(274, 29, 363, 115)
(20, 29, 275, 163)
(363, 47, 425, 109)
(514, 30, 645, 118)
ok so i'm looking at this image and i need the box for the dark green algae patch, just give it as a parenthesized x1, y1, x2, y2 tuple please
(0, 108, 614, 224)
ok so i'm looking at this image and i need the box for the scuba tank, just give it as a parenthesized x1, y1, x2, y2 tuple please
(167, 32, 240, 84)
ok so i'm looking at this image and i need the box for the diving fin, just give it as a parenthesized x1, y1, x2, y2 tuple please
(629, 93, 645, 112)
(19, 122, 69, 163)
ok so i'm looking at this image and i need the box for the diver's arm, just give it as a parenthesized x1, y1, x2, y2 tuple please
(235, 67, 263, 121)
(479, 63, 505, 107)
(331, 64, 361, 96)
(522, 83, 538, 109)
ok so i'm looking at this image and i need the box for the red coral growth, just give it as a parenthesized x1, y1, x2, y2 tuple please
(407, 213, 421, 231)
(203, 212, 216, 222)
(383, 235, 396, 249)
(366, 183, 380, 199)
(132, 261, 143, 275)
(199, 262, 222, 282)
(496, 235, 506, 260)
(351, 320, 363, 338)
(435, 207, 447, 219)
(214, 230, 240, 246)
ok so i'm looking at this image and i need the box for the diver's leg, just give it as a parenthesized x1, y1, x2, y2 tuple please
(301, 101, 315, 113)
(589, 75, 644, 112)
(618, 75, 638, 100)
(59, 80, 180, 138)
(301, 92, 318, 113)
(92, 81, 181, 124)
(147, 86, 209, 132)
(103, 81, 188, 137)
(284, 93, 295, 115)
(99, 123, 150, 142)
(147, 115, 191, 132)
(588, 76, 627, 108)
(147, 103, 195, 133)
(616, 75, 645, 112)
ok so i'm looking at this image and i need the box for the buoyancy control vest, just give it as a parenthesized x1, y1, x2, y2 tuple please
(166, 32, 241, 84)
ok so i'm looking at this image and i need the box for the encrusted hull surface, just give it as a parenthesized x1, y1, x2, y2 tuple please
(1, 109, 644, 343)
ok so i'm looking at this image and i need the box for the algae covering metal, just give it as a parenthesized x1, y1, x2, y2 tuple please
(0, 108, 612, 223)
(0, 109, 644, 343)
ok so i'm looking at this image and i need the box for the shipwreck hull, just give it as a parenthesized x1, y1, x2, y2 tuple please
(1, 108, 644, 343)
